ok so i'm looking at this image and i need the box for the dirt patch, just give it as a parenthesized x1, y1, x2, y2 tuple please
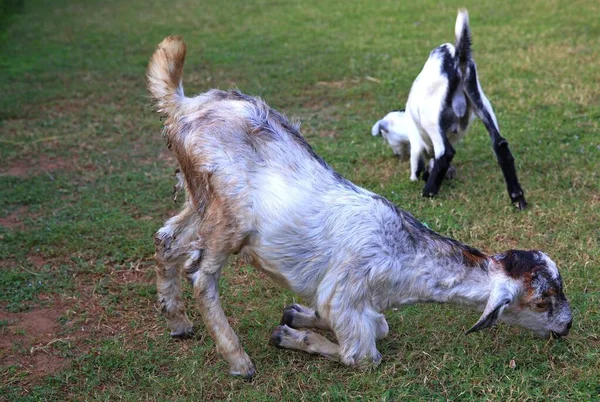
(27, 254, 49, 268)
(68, 265, 164, 344)
(24, 353, 69, 378)
(110, 266, 153, 285)
(1, 154, 77, 178)
(0, 206, 29, 229)
(0, 302, 69, 378)
(0, 262, 168, 386)
(2, 161, 29, 177)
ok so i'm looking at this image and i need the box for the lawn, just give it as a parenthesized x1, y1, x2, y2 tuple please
(1, 0, 599, 400)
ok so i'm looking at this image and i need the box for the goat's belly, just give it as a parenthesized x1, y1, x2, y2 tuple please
(240, 239, 327, 301)
(240, 246, 291, 287)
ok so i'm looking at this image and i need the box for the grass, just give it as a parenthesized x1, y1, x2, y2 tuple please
(1, 0, 599, 400)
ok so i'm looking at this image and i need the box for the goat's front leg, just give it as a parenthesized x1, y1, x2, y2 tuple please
(271, 303, 385, 366)
(422, 158, 456, 182)
(422, 130, 455, 197)
(464, 61, 527, 209)
(188, 250, 255, 378)
(409, 141, 424, 182)
(280, 304, 329, 330)
(280, 304, 389, 340)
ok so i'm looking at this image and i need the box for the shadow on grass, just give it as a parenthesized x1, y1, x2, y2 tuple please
(0, 0, 24, 30)
(0, 1, 23, 59)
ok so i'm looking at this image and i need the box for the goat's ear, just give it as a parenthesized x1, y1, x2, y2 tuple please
(466, 285, 513, 335)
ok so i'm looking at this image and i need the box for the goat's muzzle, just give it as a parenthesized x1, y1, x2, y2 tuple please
(551, 320, 572, 339)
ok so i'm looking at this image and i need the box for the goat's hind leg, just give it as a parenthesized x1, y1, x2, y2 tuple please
(464, 61, 527, 209)
(188, 249, 256, 378)
(409, 140, 424, 182)
(154, 207, 199, 339)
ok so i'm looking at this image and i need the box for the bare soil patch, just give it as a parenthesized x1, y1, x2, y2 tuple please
(1, 154, 78, 178)
(0, 263, 161, 385)
(27, 254, 49, 268)
(0, 301, 69, 379)
(0, 206, 29, 229)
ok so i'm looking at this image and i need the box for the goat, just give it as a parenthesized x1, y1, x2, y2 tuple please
(372, 9, 528, 210)
(147, 36, 572, 378)
(371, 109, 411, 160)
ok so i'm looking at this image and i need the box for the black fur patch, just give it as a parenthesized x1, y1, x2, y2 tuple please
(455, 16, 472, 67)
(466, 298, 509, 334)
(433, 45, 461, 110)
(499, 250, 543, 278)
(422, 135, 455, 198)
(280, 307, 296, 327)
(463, 61, 527, 209)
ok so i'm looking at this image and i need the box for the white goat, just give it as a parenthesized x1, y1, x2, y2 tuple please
(372, 9, 527, 209)
(147, 36, 572, 378)
(371, 110, 411, 160)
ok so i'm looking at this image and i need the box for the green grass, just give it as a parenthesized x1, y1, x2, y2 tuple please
(1, 0, 599, 400)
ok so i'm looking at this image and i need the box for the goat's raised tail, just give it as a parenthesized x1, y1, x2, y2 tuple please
(454, 9, 471, 72)
(147, 35, 187, 116)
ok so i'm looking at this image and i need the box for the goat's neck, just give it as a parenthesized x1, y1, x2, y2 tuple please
(385, 253, 493, 311)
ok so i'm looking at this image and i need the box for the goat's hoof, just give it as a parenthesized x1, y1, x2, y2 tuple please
(280, 306, 296, 327)
(269, 325, 291, 349)
(229, 360, 256, 379)
(409, 175, 418, 182)
(280, 304, 307, 327)
(170, 327, 194, 340)
(422, 182, 439, 198)
(512, 194, 528, 210)
(360, 351, 382, 368)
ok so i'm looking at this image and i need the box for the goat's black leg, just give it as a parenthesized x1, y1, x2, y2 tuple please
(422, 134, 455, 197)
(464, 61, 527, 209)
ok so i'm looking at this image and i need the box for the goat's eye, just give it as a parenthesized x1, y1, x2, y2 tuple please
(535, 301, 550, 311)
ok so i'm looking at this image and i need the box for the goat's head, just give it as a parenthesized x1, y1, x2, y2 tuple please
(371, 110, 408, 137)
(467, 250, 572, 338)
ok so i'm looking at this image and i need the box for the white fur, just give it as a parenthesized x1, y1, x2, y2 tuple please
(371, 111, 424, 180)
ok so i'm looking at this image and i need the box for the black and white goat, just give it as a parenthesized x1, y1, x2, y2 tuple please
(147, 36, 570, 378)
(372, 9, 527, 209)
